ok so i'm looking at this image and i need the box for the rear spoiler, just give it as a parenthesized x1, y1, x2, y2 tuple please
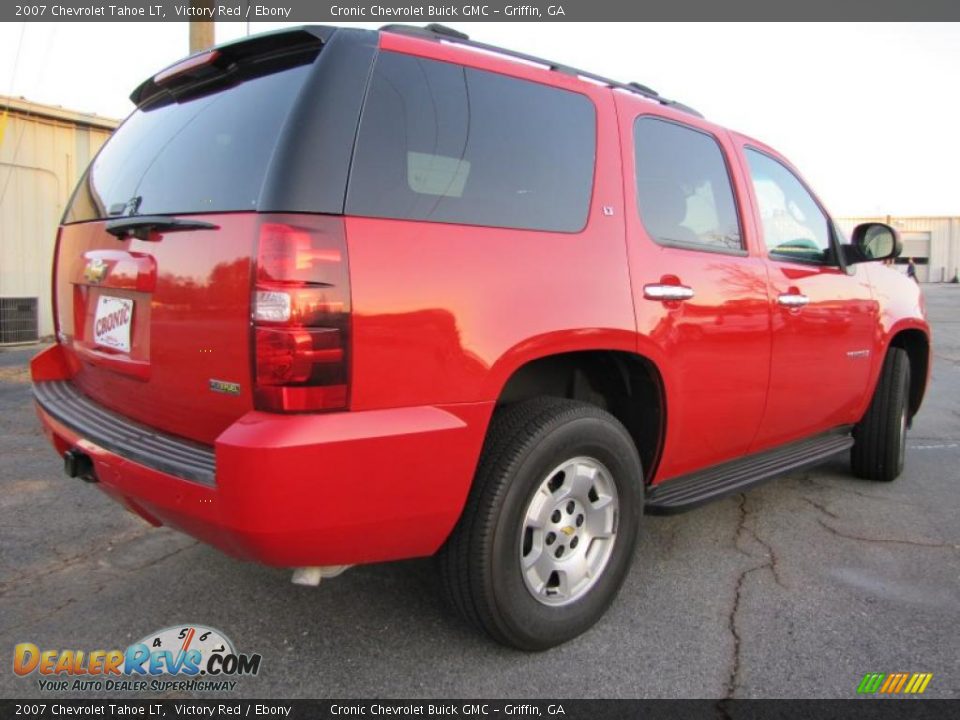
(130, 25, 336, 109)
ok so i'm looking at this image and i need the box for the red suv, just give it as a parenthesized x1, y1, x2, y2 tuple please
(32, 24, 930, 650)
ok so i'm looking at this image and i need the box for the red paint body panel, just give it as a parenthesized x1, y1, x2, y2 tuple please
(34, 344, 491, 565)
(860, 261, 932, 410)
(613, 94, 773, 481)
(751, 260, 877, 448)
(347, 38, 634, 412)
(725, 135, 892, 451)
(53, 215, 257, 444)
(32, 30, 933, 569)
(345, 212, 637, 410)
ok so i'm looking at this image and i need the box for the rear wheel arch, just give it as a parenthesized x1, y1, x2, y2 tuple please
(492, 350, 666, 483)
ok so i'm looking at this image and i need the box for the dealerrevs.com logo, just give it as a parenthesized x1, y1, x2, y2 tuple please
(14, 625, 262, 693)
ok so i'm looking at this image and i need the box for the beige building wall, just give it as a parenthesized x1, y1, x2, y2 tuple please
(837, 216, 960, 284)
(0, 96, 118, 342)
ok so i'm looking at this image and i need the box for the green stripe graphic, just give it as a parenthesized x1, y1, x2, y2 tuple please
(857, 673, 886, 693)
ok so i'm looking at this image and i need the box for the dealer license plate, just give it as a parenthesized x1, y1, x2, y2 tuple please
(93, 295, 134, 353)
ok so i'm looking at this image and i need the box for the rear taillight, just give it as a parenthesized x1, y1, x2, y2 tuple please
(253, 216, 350, 413)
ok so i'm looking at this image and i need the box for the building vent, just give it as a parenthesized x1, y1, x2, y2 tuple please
(0, 297, 39, 344)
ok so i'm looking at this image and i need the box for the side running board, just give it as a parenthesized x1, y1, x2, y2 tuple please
(645, 429, 854, 515)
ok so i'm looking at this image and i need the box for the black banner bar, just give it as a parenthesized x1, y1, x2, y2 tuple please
(1, 700, 958, 720)
(4, 0, 960, 22)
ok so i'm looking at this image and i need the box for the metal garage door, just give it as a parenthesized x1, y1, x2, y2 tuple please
(900, 231, 931, 282)
(0, 163, 59, 337)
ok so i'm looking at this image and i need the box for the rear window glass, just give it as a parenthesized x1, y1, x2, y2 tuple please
(633, 117, 742, 252)
(346, 52, 596, 233)
(65, 65, 311, 223)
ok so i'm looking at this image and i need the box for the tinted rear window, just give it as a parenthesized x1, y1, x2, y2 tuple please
(65, 65, 311, 223)
(346, 52, 596, 233)
(633, 117, 742, 252)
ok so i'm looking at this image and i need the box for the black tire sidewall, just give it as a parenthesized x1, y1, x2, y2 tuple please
(486, 413, 642, 649)
(890, 354, 910, 477)
(852, 347, 911, 482)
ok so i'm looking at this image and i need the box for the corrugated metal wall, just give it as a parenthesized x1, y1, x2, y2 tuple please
(0, 97, 117, 342)
(837, 216, 960, 283)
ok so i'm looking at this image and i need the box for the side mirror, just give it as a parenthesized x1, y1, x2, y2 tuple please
(844, 222, 902, 264)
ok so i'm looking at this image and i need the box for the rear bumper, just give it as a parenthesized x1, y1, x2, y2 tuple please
(35, 380, 216, 485)
(32, 346, 492, 567)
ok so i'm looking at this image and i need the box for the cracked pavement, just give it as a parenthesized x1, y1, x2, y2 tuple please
(2, 286, 958, 699)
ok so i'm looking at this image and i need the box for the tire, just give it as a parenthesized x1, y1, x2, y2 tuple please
(851, 347, 911, 482)
(439, 397, 643, 650)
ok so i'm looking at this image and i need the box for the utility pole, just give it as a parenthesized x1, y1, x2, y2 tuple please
(189, 0, 216, 53)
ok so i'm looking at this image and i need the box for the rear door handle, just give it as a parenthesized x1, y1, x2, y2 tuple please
(644, 284, 695, 302)
(777, 292, 810, 308)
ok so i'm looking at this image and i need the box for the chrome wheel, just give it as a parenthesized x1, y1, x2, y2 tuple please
(519, 456, 619, 606)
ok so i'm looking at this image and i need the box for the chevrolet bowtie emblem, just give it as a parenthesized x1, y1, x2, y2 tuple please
(83, 258, 108, 284)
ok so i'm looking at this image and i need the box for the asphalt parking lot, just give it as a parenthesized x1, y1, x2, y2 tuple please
(2, 285, 958, 700)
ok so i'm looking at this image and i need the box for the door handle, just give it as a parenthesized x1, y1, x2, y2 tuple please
(777, 292, 810, 308)
(644, 284, 695, 302)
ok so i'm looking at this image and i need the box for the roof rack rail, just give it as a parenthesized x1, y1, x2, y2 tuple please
(379, 24, 703, 119)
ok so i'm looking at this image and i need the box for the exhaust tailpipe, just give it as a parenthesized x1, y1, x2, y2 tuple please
(291, 566, 351, 587)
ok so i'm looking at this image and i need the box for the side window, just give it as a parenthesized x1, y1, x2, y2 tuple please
(633, 117, 742, 252)
(745, 149, 832, 263)
(347, 52, 596, 233)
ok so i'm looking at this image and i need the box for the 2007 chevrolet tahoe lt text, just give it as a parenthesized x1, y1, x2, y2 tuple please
(31, 24, 931, 650)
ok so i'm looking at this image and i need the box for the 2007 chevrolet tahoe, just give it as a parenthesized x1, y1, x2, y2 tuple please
(32, 24, 930, 649)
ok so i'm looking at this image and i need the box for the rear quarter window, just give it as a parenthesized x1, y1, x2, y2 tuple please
(346, 52, 597, 233)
